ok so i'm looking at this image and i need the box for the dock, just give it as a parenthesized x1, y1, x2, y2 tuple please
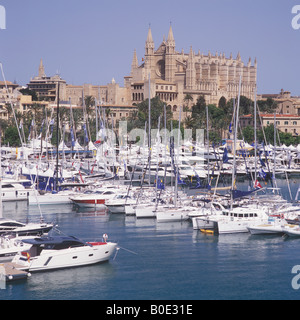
(0, 263, 30, 282)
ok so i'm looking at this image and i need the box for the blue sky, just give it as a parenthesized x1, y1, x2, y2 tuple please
(1, 0, 300, 96)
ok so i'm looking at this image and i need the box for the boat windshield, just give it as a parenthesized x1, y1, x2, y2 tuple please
(43, 240, 85, 250)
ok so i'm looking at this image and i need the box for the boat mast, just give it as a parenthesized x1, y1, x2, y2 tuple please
(254, 86, 257, 183)
(55, 82, 60, 192)
(0, 131, 2, 219)
(174, 106, 182, 208)
(148, 73, 151, 186)
(273, 112, 277, 189)
(206, 105, 210, 185)
(231, 75, 242, 210)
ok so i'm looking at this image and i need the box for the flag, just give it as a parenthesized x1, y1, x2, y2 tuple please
(259, 158, 266, 167)
(157, 179, 165, 190)
(28, 119, 34, 140)
(229, 122, 232, 133)
(177, 175, 186, 185)
(222, 147, 229, 163)
(254, 180, 262, 189)
(38, 120, 45, 139)
(82, 124, 89, 143)
(258, 168, 267, 180)
(70, 127, 75, 147)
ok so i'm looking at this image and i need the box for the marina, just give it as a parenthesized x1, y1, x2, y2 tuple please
(1, 95, 300, 299)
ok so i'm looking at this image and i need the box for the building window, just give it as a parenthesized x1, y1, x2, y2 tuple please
(293, 121, 297, 125)
(284, 121, 288, 125)
(276, 121, 280, 125)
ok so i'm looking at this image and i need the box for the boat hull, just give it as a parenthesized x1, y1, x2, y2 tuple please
(192, 217, 216, 230)
(0, 224, 53, 236)
(156, 208, 191, 222)
(247, 225, 285, 235)
(135, 205, 156, 218)
(71, 198, 106, 208)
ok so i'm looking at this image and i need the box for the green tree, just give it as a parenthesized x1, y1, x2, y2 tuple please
(239, 96, 253, 115)
(19, 88, 38, 101)
(191, 95, 206, 118)
(136, 96, 173, 129)
(241, 126, 254, 144)
(3, 126, 21, 146)
(257, 98, 278, 113)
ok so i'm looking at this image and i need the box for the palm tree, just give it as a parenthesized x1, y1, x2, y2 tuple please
(129, 110, 138, 121)
(84, 95, 95, 119)
(184, 115, 195, 129)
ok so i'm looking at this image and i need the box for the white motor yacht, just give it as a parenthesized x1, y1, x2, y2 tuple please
(1, 179, 34, 202)
(0, 219, 54, 236)
(105, 194, 136, 213)
(214, 206, 269, 234)
(70, 189, 115, 208)
(12, 235, 117, 272)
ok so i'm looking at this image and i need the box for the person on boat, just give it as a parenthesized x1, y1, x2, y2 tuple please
(102, 233, 108, 243)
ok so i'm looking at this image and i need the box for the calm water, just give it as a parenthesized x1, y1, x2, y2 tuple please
(1, 177, 300, 300)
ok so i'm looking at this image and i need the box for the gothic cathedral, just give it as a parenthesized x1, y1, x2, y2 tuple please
(125, 25, 257, 116)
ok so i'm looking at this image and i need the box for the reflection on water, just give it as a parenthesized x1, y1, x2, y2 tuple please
(5, 262, 116, 300)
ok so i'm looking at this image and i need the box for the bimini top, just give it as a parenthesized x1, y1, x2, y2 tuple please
(22, 236, 86, 246)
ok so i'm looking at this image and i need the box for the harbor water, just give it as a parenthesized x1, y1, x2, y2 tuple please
(1, 177, 300, 300)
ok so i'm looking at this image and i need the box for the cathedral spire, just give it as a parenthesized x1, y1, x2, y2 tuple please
(131, 49, 138, 69)
(145, 26, 154, 55)
(166, 24, 175, 47)
(38, 58, 46, 78)
(146, 25, 154, 44)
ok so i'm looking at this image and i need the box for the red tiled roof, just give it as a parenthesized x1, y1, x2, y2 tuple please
(260, 114, 300, 118)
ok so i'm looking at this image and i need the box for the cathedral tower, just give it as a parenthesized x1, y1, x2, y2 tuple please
(145, 27, 155, 79)
(186, 46, 196, 90)
(165, 25, 176, 82)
